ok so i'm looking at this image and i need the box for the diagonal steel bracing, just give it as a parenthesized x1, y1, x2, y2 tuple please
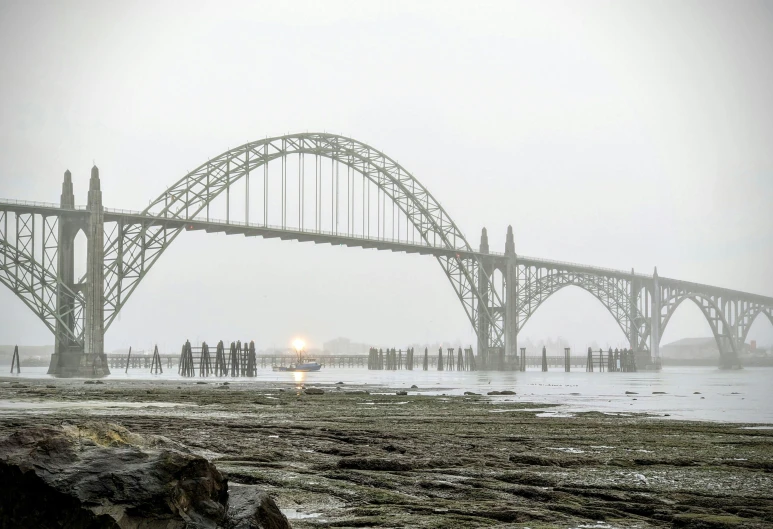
(0, 210, 85, 345)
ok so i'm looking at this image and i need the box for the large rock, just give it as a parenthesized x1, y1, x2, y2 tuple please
(0, 422, 290, 529)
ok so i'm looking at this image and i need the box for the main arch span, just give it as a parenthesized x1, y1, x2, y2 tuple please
(0, 132, 771, 375)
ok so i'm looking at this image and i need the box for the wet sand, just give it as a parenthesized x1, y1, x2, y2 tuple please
(1, 377, 771, 528)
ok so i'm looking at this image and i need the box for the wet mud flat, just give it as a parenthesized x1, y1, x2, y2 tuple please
(1, 378, 772, 528)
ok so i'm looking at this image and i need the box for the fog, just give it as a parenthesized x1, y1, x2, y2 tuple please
(0, 0, 771, 353)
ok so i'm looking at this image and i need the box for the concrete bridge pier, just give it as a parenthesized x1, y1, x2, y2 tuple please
(504, 225, 518, 359)
(650, 267, 662, 370)
(476, 228, 491, 367)
(47, 167, 109, 377)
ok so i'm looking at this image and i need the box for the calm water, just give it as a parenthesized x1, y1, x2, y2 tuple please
(6, 365, 773, 424)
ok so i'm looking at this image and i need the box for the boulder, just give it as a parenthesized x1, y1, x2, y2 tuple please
(304, 388, 324, 395)
(0, 422, 291, 529)
(227, 485, 291, 529)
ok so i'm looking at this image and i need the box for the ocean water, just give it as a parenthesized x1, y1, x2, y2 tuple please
(5, 365, 773, 424)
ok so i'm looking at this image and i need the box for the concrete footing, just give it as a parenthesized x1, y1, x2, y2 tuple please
(47, 350, 110, 377)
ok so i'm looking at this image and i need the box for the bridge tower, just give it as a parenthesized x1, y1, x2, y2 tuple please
(54, 171, 77, 355)
(504, 225, 518, 359)
(84, 166, 106, 364)
(477, 228, 491, 366)
(47, 167, 110, 377)
(650, 267, 662, 369)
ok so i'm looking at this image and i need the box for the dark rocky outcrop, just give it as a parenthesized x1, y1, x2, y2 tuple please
(0, 422, 290, 529)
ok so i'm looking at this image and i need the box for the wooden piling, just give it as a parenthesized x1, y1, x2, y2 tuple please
(10, 345, 20, 374)
(150, 345, 163, 374)
(246, 340, 257, 377)
(215, 340, 227, 376)
(541, 346, 548, 372)
(199, 342, 212, 377)
(229, 342, 239, 377)
(125, 346, 132, 374)
(179, 340, 195, 377)
(586, 347, 593, 372)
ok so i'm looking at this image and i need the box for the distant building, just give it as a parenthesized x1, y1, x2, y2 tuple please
(323, 337, 371, 356)
(661, 337, 766, 359)
(661, 338, 718, 360)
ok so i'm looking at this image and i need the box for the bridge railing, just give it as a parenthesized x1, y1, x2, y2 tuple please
(490, 250, 652, 279)
(0, 198, 86, 210)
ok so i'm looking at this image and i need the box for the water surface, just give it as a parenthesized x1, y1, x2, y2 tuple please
(7, 365, 772, 423)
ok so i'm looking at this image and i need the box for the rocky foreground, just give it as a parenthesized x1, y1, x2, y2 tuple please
(0, 378, 771, 528)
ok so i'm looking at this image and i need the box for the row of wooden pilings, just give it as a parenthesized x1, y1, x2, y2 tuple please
(522, 346, 637, 372)
(368, 347, 477, 371)
(108, 346, 166, 373)
(366, 346, 639, 373)
(178, 339, 258, 377)
(585, 347, 638, 372)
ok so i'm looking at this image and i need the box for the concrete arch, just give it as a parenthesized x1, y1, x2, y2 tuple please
(101, 133, 504, 346)
(739, 306, 773, 346)
(659, 291, 740, 363)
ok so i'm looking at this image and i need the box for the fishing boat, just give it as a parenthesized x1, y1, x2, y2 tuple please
(273, 339, 322, 372)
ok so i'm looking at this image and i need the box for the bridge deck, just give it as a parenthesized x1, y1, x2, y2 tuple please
(2, 198, 771, 304)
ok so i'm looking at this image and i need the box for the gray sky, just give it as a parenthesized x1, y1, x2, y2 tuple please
(1, 0, 772, 353)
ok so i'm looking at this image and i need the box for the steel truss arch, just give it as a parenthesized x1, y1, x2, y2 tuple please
(102, 133, 504, 347)
(515, 266, 640, 343)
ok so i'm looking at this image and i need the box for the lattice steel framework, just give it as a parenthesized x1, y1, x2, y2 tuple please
(510, 261, 651, 351)
(0, 210, 85, 345)
(101, 133, 505, 348)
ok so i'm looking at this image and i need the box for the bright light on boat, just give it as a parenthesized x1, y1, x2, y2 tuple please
(293, 339, 305, 352)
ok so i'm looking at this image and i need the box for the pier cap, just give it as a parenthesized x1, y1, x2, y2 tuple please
(89, 165, 101, 190)
(479, 227, 489, 253)
(505, 225, 515, 255)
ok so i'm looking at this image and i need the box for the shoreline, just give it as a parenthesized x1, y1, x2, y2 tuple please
(1, 377, 772, 528)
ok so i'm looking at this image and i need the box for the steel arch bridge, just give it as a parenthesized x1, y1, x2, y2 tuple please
(0, 133, 771, 375)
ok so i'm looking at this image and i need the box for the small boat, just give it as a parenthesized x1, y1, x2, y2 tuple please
(273, 345, 322, 372)
(273, 361, 322, 372)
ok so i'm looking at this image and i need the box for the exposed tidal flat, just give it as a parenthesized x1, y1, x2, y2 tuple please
(1, 376, 772, 528)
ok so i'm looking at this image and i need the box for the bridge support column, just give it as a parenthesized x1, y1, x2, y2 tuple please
(477, 228, 490, 367)
(49, 171, 78, 375)
(650, 267, 662, 370)
(504, 226, 518, 360)
(49, 167, 109, 377)
(629, 269, 651, 368)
